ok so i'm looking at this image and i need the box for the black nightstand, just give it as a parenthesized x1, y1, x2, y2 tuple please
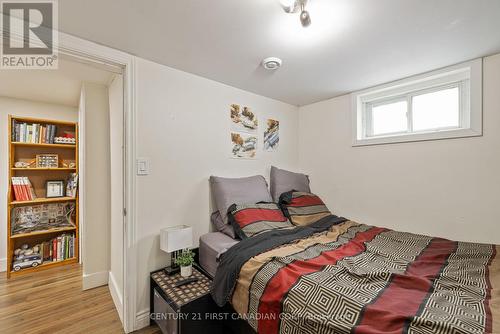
(150, 265, 222, 334)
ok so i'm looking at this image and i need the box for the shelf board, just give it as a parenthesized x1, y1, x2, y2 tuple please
(11, 226, 76, 239)
(11, 167, 76, 171)
(10, 197, 77, 206)
(11, 142, 76, 149)
(10, 116, 77, 126)
(10, 257, 78, 277)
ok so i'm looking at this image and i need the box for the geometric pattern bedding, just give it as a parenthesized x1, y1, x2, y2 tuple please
(228, 202, 293, 239)
(229, 220, 500, 334)
(279, 191, 331, 226)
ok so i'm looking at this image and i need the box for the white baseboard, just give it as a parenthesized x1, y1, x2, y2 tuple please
(135, 308, 150, 330)
(0, 258, 6, 272)
(108, 271, 124, 323)
(82, 270, 108, 290)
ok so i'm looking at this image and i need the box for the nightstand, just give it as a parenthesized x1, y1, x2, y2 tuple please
(150, 265, 222, 334)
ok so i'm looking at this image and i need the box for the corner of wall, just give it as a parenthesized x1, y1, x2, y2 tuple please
(0, 258, 6, 272)
(296, 103, 306, 170)
(82, 270, 109, 290)
(108, 271, 124, 323)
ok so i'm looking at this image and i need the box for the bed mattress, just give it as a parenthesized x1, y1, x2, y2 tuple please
(199, 232, 239, 278)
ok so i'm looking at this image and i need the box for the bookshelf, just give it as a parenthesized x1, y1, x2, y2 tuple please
(7, 115, 79, 278)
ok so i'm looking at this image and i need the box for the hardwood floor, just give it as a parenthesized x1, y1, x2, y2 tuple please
(0, 264, 160, 334)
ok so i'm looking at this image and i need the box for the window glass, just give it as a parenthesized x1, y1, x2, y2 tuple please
(371, 100, 408, 136)
(412, 87, 460, 131)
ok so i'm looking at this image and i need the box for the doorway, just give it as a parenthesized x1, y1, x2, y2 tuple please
(0, 54, 128, 331)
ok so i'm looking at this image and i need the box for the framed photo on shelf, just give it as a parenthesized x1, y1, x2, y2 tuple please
(46, 180, 65, 198)
(36, 154, 59, 168)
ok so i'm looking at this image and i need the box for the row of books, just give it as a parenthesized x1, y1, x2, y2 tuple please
(11, 176, 36, 201)
(40, 234, 75, 262)
(11, 120, 58, 144)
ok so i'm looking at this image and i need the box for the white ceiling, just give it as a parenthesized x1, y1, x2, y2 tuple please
(58, 0, 500, 106)
(0, 58, 114, 107)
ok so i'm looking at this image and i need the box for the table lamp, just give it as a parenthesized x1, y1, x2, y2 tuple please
(160, 225, 193, 275)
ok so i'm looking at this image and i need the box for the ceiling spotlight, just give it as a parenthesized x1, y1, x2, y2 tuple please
(262, 57, 282, 71)
(299, 3, 311, 27)
(280, 0, 311, 27)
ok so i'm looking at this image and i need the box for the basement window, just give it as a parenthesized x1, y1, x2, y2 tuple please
(352, 59, 482, 146)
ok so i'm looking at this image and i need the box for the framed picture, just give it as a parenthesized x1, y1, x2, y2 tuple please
(46, 180, 64, 198)
(36, 154, 59, 168)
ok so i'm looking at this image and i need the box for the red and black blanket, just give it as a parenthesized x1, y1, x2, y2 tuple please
(211, 216, 500, 334)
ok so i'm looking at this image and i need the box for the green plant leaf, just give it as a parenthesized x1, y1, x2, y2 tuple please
(174, 250, 195, 267)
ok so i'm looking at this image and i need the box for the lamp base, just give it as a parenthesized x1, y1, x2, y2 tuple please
(164, 265, 180, 276)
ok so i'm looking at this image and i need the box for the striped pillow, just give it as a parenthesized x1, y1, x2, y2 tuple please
(279, 191, 332, 226)
(228, 203, 294, 239)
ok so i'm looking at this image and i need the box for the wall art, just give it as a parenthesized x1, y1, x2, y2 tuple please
(231, 132, 257, 159)
(264, 118, 279, 151)
(230, 104, 258, 133)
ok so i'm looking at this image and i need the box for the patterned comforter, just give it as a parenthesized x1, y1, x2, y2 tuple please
(211, 216, 500, 334)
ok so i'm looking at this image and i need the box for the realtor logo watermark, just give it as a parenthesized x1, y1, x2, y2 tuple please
(1, 0, 58, 69)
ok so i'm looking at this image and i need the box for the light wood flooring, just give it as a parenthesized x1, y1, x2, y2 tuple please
(0, 263, 160, 334)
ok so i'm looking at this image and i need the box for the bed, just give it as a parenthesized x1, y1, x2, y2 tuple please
(210, 214, 500, 334)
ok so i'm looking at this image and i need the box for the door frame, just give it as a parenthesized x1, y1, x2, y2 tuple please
(60, 34, 139, 334)
(0, 24, 139, 332)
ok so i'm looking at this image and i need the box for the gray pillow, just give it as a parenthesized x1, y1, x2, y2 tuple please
(210, 211, 236, 239)
(209, 175, 272, 225)
(270, 166, 311, 202)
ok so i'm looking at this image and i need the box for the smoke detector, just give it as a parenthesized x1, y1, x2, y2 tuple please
(262, 57, 282, 70)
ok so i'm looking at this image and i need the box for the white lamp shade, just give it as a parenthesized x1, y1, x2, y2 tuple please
(160, 225, 193, 253)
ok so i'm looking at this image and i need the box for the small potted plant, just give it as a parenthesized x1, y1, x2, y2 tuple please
(175, 249, 195, 277)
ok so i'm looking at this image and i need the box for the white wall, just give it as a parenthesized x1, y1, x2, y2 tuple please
(0, 97, 78, 272)
(134, 57, 299, 315)
(81, 83, 112, 288)
(298, 53, 500, 245)
(108, 74, 124, 322)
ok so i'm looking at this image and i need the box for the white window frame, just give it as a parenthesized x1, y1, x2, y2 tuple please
(351, 59, 482, 146)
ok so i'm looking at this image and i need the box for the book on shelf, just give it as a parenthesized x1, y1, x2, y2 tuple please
(11, 119, 59, 144)
(39, 233, 75, 263)
(52, 239, 57, 261)
(57, 236, 62, 261)
(11, 176, 37, 201)
(42, 242, 51, 261)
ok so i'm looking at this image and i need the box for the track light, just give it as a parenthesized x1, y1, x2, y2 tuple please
(280, 0, 311, 27)
(299, 3, 311, 27)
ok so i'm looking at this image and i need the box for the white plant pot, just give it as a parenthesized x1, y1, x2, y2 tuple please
(180, 265, 192, 277)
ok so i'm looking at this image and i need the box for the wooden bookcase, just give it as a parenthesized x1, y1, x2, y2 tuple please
(7, 115, 79, 278)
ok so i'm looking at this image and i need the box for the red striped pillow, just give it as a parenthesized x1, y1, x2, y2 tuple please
(228, 203, 294, 239)
(279, 191, 332, 226)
